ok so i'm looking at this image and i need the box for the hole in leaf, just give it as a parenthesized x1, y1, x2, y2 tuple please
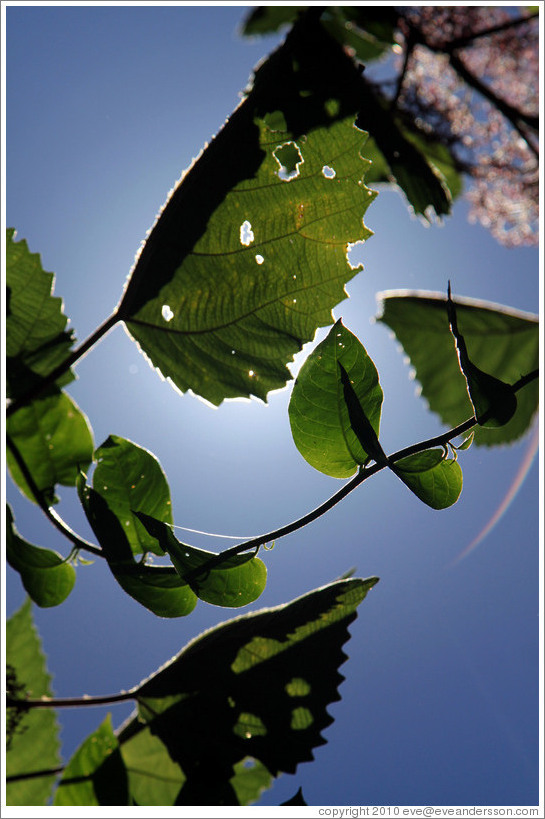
(255, 254, 264, 265)
(273, 141, 303, 181)
(161, 305, 174, 322)
(322, 165, 336, 179)
(240, 220, 254, 246)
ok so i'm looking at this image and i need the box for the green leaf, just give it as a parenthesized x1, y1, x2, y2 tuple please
(6, 389, 94, 504)
(77, 478, 197, 618)
(6, 228, 75, 400)
(338, 362, 387, 465)
(289, 320, 384, 477)
(92, 435, 173, 556)
(322, 6, 398, 64)
(231, 758, 274, 806)
(6, 504, 76, 607)
(377, 291, 539, 446)
(447, 284, 517, 427)
(119, 18, 376, 406)
(392, 449, 463, 509)
(240, 5, 303, 35)
(135, 512, 267, 608)
(117, 576, 378, 805)
(6, 599, 61, 806)
(356, 88, 451, 219)
(54, 715, 129, 806)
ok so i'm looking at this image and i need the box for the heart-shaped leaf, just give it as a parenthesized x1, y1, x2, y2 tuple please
(92, 435, 173, 556)
(289, 320, 384, 477)
(392, 449, 463, 509)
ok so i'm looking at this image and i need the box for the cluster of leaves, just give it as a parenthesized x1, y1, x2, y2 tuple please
(242, 6, 539, 246)
(5, 9, 539, 807)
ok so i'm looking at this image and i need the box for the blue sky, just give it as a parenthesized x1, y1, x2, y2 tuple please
(5, 4, 541, 809)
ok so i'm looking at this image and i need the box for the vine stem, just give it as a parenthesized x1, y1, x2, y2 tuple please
(6, 310, 121, 419)
(7, 690, 135, 710)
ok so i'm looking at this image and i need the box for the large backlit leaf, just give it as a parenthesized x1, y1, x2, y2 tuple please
(136, 512, 267, 608)
(289, 320, 384, 477)
(6, 599, 61, 806)
(77, 478, 197, 618)
(6, 505, 76, 607)
(391, 449, 463, 509)
(92, 435, 173, 557)
(118, 17, 376, 405)
(446, 285, 517, 427)
(54, 716, 129, 806)
(117, 577, 378, 805)
(6, 228, 75, 400)
(378, 291, 539, 446)
(6, 389, 94, 504)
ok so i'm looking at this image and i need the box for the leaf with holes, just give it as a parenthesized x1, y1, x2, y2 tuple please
(289, 320, 384, 478)
(118, 17, 376, 405)
(115, 576, 377, 805)
(377, 291, 538, 446)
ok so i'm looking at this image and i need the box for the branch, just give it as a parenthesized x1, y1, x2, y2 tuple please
(7, 690, 134, 710)
(6, 435, 104, 558)
(6, 311, 121, 418)
(443, 12, 539, 53)
(182, 366, 538, 580)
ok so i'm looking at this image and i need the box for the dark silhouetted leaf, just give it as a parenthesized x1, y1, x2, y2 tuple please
(289, 320, 384, 477)
(392, 449, 463, 509)
(377, 291, 538, 446)
(119, 18, 376, 405)
(136, 513, 267, 608)
(6, 228, 75, 400)
(54, 716, 129, 806)
(6, 505, 76, 607)
(447, 284, 517, 427)
(116, 577, 378, 805)
(282, 786, 308, 805)
(6, 389, 94, 505)
(6, 600, 61, 806)
(92, 435, 173, 557)
(77, 478, 197, 618)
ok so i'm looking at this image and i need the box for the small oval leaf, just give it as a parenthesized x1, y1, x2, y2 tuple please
(392, 449, 463, 509)
(289, 320, 384, 478)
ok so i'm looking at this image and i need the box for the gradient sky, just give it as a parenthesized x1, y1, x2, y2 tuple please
(4, 4, 541, 810)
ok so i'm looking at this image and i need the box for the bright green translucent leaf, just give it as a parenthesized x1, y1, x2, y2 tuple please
(92, 435, 173, 556)
(136, 512, 267, 608)
(119, 18, 376, 406)
(54, 715, 129, 806)
(77, 478, 197, 618)
(392, 449, 463, 509)
(6, 505, 76, 607)
(6, 389, 94, 504)
(119, 721, 186, 806)
(378, 291, 539, 446)
(338, 362, 387, 465)
(6, 599, 61, 806)
(447, 285, 517, 427)
(454, 432, 474, 451)
(117, 577, 377, 805)
(6, 228, 75, 400)
(289, 320, 384, 477)
(231, 758, 274, 805)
